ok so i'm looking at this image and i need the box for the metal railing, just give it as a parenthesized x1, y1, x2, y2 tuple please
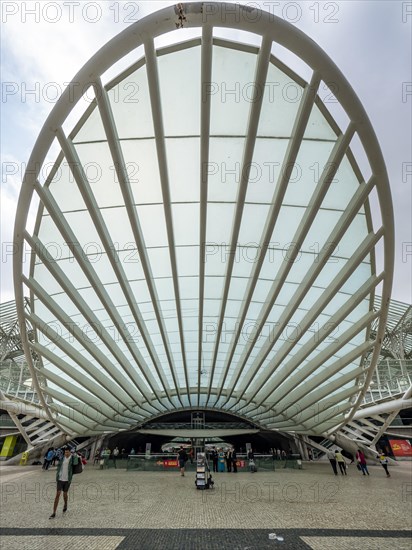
(361, 359, 412, 405)
(142, 422, 255, 430)
(0, 376, 49, 404)
(0, 416, 16, 428)
(363, 373, 412, 404)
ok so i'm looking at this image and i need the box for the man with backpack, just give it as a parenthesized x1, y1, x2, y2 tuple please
(177, 446, 188, 476)
(49, 447, 80, 519)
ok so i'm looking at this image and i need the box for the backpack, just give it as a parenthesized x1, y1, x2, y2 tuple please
(46, 450, 54, 461)
(72, 457, 83, 474)
(179, 450, 188, 462)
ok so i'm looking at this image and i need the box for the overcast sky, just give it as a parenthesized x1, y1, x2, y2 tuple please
(1, 0, 411, 305)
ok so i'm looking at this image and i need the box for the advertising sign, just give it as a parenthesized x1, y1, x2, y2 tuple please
(389, 439, 412, 457)
(161, 459, 178, 467)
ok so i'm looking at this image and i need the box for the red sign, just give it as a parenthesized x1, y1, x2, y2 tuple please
(389, 439, 412, 457)
(161, 459, 178, 467)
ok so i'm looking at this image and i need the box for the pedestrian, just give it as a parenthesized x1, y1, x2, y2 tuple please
(308, 449, 313, 461)
(231, 448, 237, 473)
(211, 447, 218, 473)
(218, 449, 226, 472)
(49, 446, 79, 518)
(248, 449, 257, 473)
(93, 449, 100, 465)
(112, 447, 119, 468)
(355, 449, 370, 475)
(378, 451, 391, 477)
(327, 450, 338, 475)
(225, 449, 232, 472)
(52, 448, 61, 466)
(334, 450, 347, 475)
(177, 446, 188, 476)
(43, 447, 55, 471)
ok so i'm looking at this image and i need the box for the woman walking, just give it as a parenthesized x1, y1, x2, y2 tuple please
(334, 450, 347, 475)
(356, 449, 370, 476)
(378, 452, 391, 477)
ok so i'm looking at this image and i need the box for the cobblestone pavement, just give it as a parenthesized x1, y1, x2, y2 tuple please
(1, 461, 411, 549)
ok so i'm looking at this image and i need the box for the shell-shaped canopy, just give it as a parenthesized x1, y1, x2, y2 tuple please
(15, 3, 392, 437)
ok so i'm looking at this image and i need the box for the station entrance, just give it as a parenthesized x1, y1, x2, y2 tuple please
(106, 410, 296, 457)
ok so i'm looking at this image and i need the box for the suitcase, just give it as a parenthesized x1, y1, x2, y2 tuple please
(249, 459, 257, 473)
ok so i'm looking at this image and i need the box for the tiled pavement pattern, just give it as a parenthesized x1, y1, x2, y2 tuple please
(1, 530, 411, 550)
(1, 461, 411, 549)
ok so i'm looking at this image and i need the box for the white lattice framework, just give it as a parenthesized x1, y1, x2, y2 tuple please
(13, 3, 394, 438)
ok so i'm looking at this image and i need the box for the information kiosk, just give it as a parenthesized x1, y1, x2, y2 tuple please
(195, 452, 213, 490)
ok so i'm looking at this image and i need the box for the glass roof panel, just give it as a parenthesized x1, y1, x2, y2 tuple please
(175, 246, 199, 277)
(108, 64, 154, 139)
(74, 142, 125, 207)
(238, 203, 271, 244)
(283, 140, 336, 207)
(172, 204, 200, 247)
(47, 159, 87, 212)
(35, 216, 67, 261)
(335, 215, 370, 258)
(136, 204, 169, 248)
(167, 138, 200, 203)
(245, 138, 289, 204)
(207, 138, 244, 202)
(305, 101, 337, 141)
(62, 211, 104, 252)
(206, 202, 237, 244)
(322, 154, 363, 210)
(257, 61, 302, 137)
(210, 45, 257, 136)
(120, 139, 163, 204)
(72, 102, 107, 144)
(158, 46, 201, 136)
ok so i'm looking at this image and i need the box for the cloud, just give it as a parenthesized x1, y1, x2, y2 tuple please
(1, 181, 20, 302)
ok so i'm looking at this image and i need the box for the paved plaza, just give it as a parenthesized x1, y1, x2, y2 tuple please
(0, 460, 411, 549)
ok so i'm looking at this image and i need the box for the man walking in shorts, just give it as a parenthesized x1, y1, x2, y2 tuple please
(177, 446, 188, 476)
(49, 446, 79, 518)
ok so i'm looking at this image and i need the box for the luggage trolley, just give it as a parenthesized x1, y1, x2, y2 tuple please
(195, 452, 214, 490)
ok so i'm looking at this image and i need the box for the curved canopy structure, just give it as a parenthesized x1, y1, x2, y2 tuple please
(14, 3, 393, 437)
